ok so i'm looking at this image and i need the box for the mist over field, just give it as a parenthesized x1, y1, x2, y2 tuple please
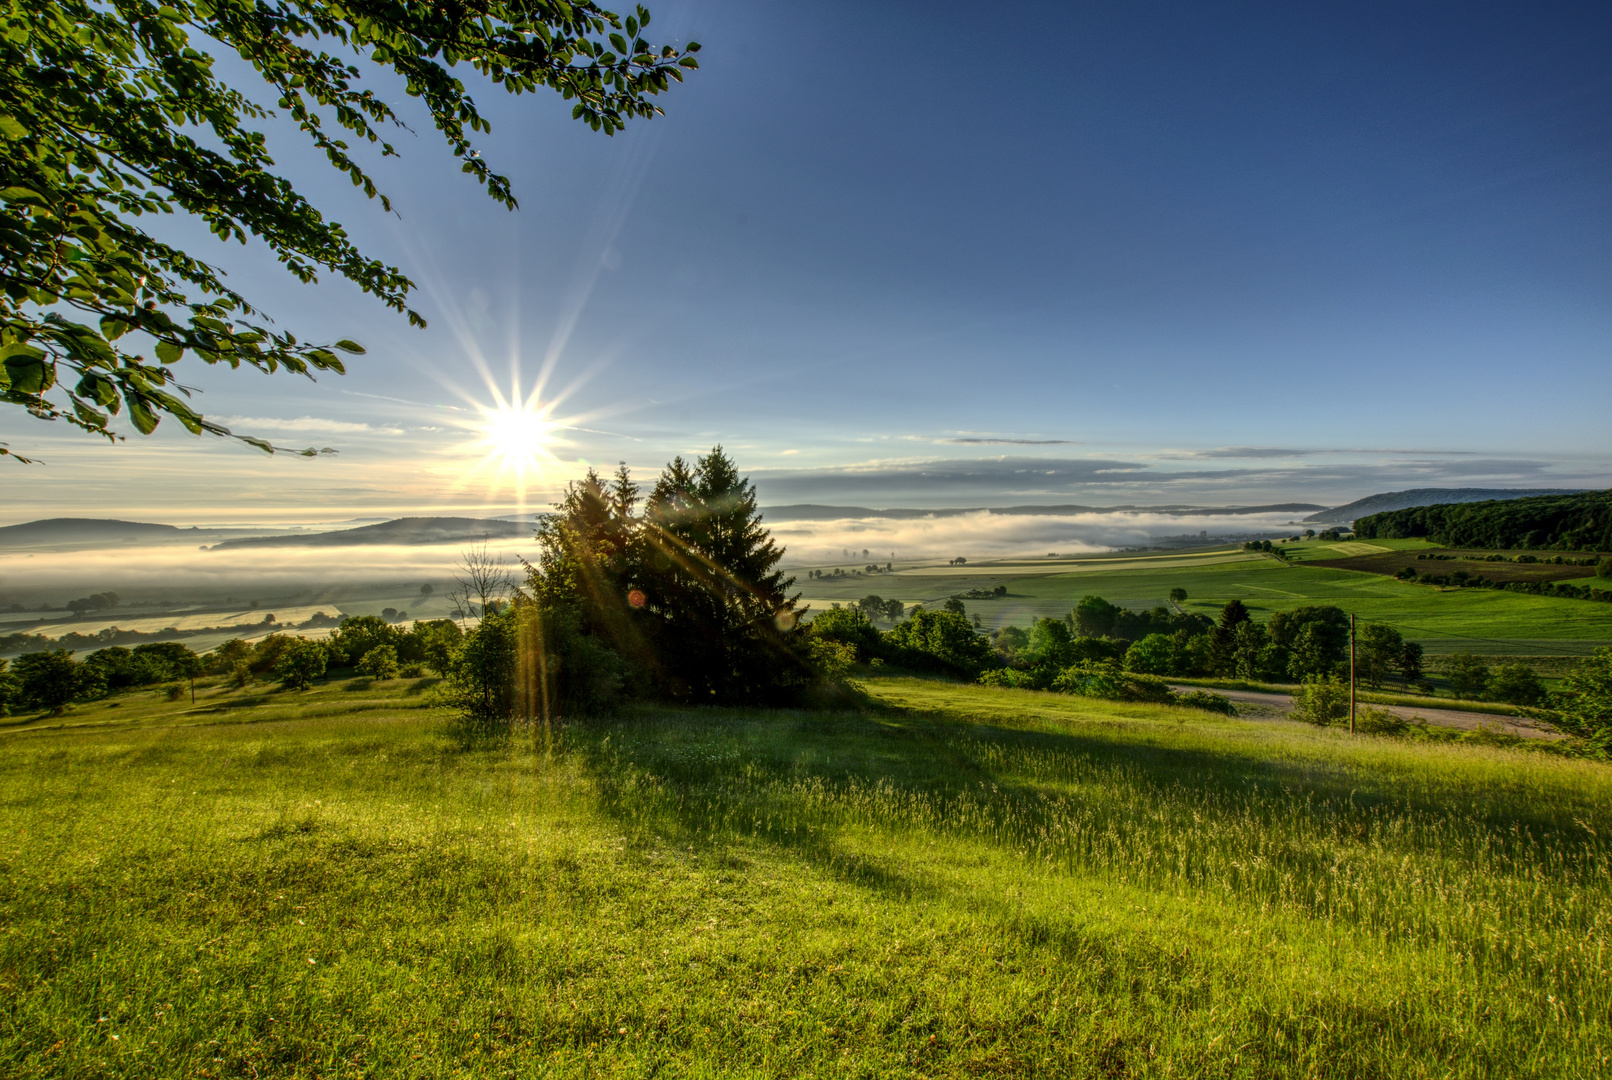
(0, 539, 534, 595)
(767, 508, 1305, 563)
(0, 509, 1315, 606)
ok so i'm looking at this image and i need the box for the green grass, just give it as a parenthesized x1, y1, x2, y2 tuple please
(796, 547, 1612, 654)
(2, 676, 1610, 1077)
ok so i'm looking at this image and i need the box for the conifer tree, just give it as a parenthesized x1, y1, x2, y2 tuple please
(638, 447, 804, 702)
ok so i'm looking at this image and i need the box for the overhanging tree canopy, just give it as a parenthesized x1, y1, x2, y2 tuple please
(0, 0, 697, 461)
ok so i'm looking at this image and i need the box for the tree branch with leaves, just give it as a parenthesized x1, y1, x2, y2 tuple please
(0, 0, 698, 460)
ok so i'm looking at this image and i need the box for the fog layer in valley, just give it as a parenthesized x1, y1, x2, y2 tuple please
(0, 510, 1307, 607)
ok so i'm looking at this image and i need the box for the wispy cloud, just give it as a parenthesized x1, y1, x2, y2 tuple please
(938, 437, 1081, 446)
(1150, 446, 1488, 460)
(217, 416, 405, 435)
(750, 454, 1603, 508)
(903, 433, 1084, 446)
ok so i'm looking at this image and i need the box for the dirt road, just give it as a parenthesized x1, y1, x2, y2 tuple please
(1170, 686, 1560, 740)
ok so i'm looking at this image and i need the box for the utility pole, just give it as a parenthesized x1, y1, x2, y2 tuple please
(1349, 613, 1357, 734)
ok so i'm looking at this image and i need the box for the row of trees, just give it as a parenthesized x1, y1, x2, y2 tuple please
(0, 641, 200, 713)
(0, 615, 467, 714)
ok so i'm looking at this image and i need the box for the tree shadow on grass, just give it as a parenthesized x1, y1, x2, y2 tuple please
(562, 699, 1608, 911)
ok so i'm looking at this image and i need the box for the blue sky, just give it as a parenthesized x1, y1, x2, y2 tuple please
(6, 0, 1610, 523)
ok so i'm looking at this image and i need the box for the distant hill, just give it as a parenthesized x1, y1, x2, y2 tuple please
(1304, 488, 1589, 525)
(1352, 490, 1612, 551)
(762, 503, 1325, 522)
(209, 517, 526, 549)
(0, 518, 189, 547)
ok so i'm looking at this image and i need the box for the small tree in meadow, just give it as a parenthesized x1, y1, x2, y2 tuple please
(1444, 653, 1492, 700)
(275, 638, 328, 690)
(357, 644, 400, 680)
(1400, 642, 1425, 684)
(442, 607, 518, 732)
(1358, 623, 1404, 689)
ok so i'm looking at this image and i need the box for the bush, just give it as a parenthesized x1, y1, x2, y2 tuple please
(1051, 661, 1174, 703)
(399, 662, 428, 678)
(274, 638, 328, 690)
(1488, 662, 1547, 707)
(976, 667, 1057, 691)
(1541, 647, 1612, 750)
(357, 644, 400, 680)
(1290, 675, 1348, 726)
(1354, 707, 1410, 736)
(807, 607, 882, 661)
(165, 683, 186, 701)
(1175, 690, 1236, 715)
(805, 638, 857, 682)
(884, 609, 993, 678)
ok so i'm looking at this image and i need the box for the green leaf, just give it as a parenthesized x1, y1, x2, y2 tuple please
(333, 339, 366, 354)
(76, 373, 120, 408)
(0, 186, 48, 207)
(73, 399, 109, 428)
(155, 340, 183, 364)
(2, 354, 52, 395)
(125, 394, 159, 434)
(0, 115, 25, 140)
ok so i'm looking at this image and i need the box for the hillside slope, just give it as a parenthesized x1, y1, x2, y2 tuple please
(1305, 488, 1587, 524)
(1353, 489, 1612, 551)
(209, 516, 525, 549)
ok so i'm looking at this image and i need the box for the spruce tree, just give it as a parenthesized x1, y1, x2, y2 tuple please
(1210, 599, 1252, 676)
(639, 447, 804, 702)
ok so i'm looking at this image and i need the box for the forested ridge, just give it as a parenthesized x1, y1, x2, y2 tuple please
(1354, 489, 1612, 551)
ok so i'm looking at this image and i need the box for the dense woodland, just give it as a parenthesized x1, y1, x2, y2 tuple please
(1355, 489, 1612, 550)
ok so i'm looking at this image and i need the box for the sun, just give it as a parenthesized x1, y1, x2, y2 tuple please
(483, 401, 556, 468)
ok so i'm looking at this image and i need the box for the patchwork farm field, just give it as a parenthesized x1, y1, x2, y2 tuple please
(1, 675, 1608, 1078)
(797, 545, 1612, 654)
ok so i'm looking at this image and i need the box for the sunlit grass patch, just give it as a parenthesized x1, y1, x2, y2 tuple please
(0, 676, 1607, 1076)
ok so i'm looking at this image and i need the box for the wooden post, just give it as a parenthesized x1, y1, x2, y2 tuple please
(1349, 613, 1356, 734)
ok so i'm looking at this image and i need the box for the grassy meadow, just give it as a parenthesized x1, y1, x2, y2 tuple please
(2, 675, 1610, 1077)
(799, 544, 1612, 654)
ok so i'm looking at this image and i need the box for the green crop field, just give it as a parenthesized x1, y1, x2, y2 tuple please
(797, 546, 1612, 655)
(2, 675, 1609, 1077)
